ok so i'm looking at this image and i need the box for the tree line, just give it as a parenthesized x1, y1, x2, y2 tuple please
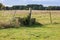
(0, 3, 60, 10)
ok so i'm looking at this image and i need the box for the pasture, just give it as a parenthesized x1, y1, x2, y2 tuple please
(0, 10, 60, 40)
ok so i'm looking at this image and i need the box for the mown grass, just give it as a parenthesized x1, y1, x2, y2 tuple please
(0, 10, 60, 40)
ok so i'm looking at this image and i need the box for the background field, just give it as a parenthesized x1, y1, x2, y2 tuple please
(0, 10, 60, 40)
(0, 10, 60, 24)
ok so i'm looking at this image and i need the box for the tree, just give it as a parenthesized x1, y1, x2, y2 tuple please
(5, 6, 12, 10)
(45, 6, 60, 10)
(39, 4, 44, 10)
(0, 3, 5, 10)
(27, 4, 44, 10)
(12, 5, 27, 10)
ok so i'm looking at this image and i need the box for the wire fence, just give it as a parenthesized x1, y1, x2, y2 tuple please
(0, 10, 60, 24)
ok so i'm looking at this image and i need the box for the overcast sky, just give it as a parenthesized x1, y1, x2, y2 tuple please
(0, 0, 60, 6)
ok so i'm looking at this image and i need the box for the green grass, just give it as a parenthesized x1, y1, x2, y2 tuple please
(0, 10, 60, 40)
(0, 24, 60, 40)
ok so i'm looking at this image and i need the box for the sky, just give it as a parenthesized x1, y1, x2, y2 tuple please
(0, 0, 60, 6)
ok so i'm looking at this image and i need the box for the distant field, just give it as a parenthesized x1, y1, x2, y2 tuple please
(0, 10, 60, 40)
(0, 10, 60, 24)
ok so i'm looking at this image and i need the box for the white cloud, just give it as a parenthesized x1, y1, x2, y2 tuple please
(0, 0, 60, 6)
(0, 0, 4, 2)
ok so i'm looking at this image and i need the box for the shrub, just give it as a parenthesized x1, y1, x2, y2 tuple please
(10, 17, 20, 28)
(0, 16, 42, 28)
(18, 17, 36, 26)
(0, 22, 12, 28)
(0, 17, 20, 28)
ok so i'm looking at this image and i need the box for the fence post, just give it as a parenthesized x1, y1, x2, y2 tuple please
(29, 7, 32, 25)
(49, 11, 52, 24)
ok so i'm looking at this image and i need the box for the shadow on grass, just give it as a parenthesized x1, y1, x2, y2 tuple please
(21, 22, 44, 28)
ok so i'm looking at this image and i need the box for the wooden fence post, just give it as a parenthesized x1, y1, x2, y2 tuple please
(29, 7, 32, 25)
(49, 11, 52, 24)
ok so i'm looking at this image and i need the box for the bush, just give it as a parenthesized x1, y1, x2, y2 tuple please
(0, 22, 13, 28)
(18, 17, 36, 26)
(10, 16, 42, 27)
(0, 16, 42, 28)
(0, 17, 20, 28)
(10, 17, 20, 28)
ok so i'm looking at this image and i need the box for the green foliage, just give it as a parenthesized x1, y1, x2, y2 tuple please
(0, 17, 41, 28)
(27, 4, 44, 10)
(16, 17, 36, 26)
(0, 3, 5, 10)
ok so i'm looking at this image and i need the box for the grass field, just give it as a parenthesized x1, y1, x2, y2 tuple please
(0, 10, 60, 40)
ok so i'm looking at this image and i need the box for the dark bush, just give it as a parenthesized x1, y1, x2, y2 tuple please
(17, 17, 36, 26)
